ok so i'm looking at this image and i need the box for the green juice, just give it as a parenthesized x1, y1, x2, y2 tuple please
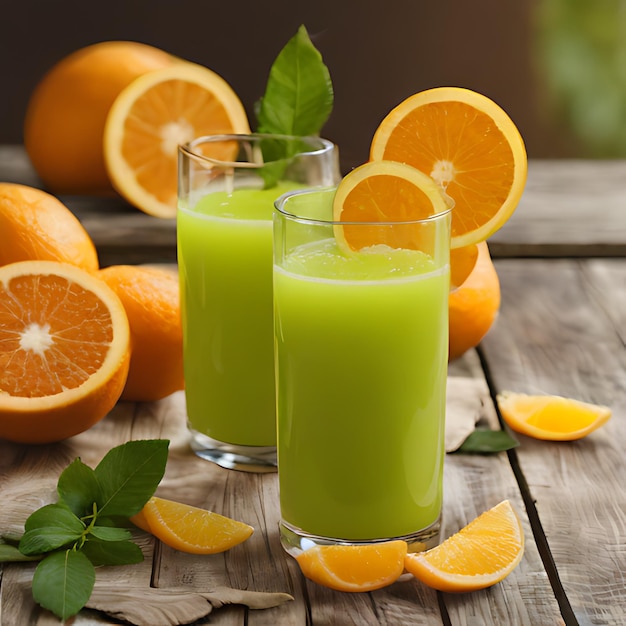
(274, 239, 449, 540)
(178, 183, 298, 446)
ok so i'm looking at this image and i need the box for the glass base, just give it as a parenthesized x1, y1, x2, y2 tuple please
(279, 513, 442, 557)
(189, 428, 277, 473)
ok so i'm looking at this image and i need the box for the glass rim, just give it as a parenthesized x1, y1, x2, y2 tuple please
(178, 133, 336, 169)
(274, 187, 453, 227)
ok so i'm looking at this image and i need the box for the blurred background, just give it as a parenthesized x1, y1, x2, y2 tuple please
(2, 0, 625, 171)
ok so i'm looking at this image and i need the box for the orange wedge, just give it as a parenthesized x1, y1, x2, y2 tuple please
(405, 500, 524, 592)
(104, 62, 250, 218)
(130, 496, 254, 554)
(332, 160, 450, 251)
(370, 87, 527, 248)
(295, 540, 408, 592)
(497, 392, 611, 441)
(0, 260, 130, 443)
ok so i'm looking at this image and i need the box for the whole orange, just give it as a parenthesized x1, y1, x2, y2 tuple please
(97, 264, 184, 402)
(448, 241, 501, 360)
(0, 182, 99, 271)
(24, 41, 175, 194)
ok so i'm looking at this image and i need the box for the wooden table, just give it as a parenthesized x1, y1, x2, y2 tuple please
(1, 147, 624, 625)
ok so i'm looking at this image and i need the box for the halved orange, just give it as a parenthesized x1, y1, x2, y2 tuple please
(23, 41, 176, 195)
(295, 540, 408, 592)
(405, 500, 524, 592)
(0, 260, 130, 443)
(370, 87, 527, 248)
(497, 391, 611, 441)
(104, 62, 250, 218)
(332, 160, 451, 251)
(130, 496, 254, 554)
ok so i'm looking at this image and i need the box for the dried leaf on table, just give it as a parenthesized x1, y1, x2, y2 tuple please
(445, 376, 494, 452)
(86, 586, 294, 625)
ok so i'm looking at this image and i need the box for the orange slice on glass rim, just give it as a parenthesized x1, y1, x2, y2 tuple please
(370, 86, 527, 249)
(405, 500, 524, 592)
(104, 62, 250, 218)
(332, 159, 451, 252)
(295, 540, 408, 592)
(496, 391, 611, 441)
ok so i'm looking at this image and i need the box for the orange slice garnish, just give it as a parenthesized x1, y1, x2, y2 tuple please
(332, 160, 450, 251)
(370, 87, 527, 248)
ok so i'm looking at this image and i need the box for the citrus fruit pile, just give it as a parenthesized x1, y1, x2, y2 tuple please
(24, 41, 250, 217)
(295, 500, 524, 593)
(0, 183, 185, 443)
(333, 86, 527, 359)
(130, 496, 254, 554)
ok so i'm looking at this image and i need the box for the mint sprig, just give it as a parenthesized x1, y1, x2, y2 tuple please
(2, 439, 169, 621)
(254, 24, 334, 187)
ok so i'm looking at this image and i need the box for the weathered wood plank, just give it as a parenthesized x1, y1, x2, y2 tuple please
(481, 258, 626, 626)
(0, 365, 561, 625)
(489, 160, 626, 258)
(3, 146, 626, 262)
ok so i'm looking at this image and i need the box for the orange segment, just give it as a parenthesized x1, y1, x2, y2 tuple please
(0, 260, 130, 443)
(295, 540, 408, 592)
(497, 392, 611, 441)
(332, 160, 450, 251)
(130, 496, 254, 554)
(104, 62, 250, 218)
(370, 87, 527, 248)
(405, 500, 524, 592)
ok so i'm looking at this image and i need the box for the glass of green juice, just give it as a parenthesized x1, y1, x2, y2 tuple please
(273, 187, 450, 552)
(177, 134, 339, 473)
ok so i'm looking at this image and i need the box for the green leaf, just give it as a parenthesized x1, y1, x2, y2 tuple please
(32, 550, 95, 621)
(88, 526, 132, 542)
(256, 24, 334, 137)
(457, 428, 520, 454)
(0, 542, 42, 563)
(82, 538, 144, 566)
(57, 458, 101, 517)
(94, 440, 169, 518)
(20, 504, 85, 555)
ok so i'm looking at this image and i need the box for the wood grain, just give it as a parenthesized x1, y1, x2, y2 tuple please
(2, 149, 625, 624)
(3, 147, 626, 263)
(482, 259, 626, 626)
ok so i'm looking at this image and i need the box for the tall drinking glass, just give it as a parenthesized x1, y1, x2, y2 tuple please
(273, 188, 450, 552)
(178, 135, 339, 473)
